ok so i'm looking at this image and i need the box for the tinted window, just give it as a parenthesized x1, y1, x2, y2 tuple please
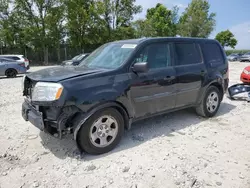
(0, 58, 12, 62)
(11, 56, 20, 60)
(175, 43, 202, 65)
(203, 43, 224, 64)
(134, 43, 171, 69)
(2, 56, 20, 61)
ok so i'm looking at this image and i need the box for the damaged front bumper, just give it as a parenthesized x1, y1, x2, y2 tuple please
(22, 98, 45, 131)
(227, 83, 250, 100)
(22, 98, 80, 139)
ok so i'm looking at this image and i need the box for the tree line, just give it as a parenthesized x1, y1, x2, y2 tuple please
(0, 0, 237, 64)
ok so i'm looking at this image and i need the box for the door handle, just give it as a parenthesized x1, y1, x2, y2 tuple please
(164, 76, 175, 81)
(200, 70, 205, 75)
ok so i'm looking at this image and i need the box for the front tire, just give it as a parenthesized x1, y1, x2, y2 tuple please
(76, 108, 124, 155)
(196, 86, 222, 118)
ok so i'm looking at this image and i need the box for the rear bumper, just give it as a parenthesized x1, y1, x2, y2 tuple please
(22, 99, 44, 131)
(17, 67, 27, 74)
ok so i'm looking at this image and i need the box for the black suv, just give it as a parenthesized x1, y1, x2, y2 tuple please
(22, 37, 229, 155)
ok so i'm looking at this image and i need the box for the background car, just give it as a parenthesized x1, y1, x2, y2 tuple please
(61, 53, 90, 66)
(240, 66, 250, 83)
(240, 52, 250, 62)
(0, 54, 30, 70)
(0, 57, 27, 77)
(227, 53, 241, 61)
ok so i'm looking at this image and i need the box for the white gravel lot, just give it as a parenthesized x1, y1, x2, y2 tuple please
(0, 63, 250, 188)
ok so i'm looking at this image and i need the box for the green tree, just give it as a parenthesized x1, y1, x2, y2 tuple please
(146, 3, 177, 37)
(0, 0, 14, 48)
(133, 4, 178, 37)
(101, 0, 142, 40)
(132, 19, 156, 37)
(215, 30, 237, 49)
(178, 0, 216, 38)
(46, 4, 66, 61)
(66, 0, 108, 53)
(13, 0, 65, 64)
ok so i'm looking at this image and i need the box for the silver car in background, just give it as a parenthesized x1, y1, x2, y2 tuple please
(227, 53, 243, 61)
(0, 57, 27, 77)
(240, 52, 250, 62)
(0, 54, 30, 70)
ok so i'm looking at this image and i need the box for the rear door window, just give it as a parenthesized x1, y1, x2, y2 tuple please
(174, 43, 202, 66)
(202, 43, 224, 64)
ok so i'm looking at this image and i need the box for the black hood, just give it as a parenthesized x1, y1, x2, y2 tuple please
(27, 66, 105, 82)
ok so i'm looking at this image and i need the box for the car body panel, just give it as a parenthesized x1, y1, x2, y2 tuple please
(240, 53, 250, 62)
(227, 54, 241, 61)
(129, 67, 177, 118)
(240, 66, 250, 83)
(22, 37, 229, 141)
(26, 66, 106, 82)
(174, 63, 206, 108)
(0, 54, 30, 69)
(0, 58, 27, 76)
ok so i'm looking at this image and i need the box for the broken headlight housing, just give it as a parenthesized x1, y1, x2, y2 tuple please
(32, 82, 63, 102)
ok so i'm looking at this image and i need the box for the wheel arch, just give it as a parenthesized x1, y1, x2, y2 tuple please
(72, 101, 131, 140)
(207, 82, 224, 102)
(197, 80, 224, 105)
(5, 68, 17, 75)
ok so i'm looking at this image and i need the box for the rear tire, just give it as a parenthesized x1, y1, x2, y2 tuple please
(5, 69, 17, 78)
(196, 86, 222, 118)
(76, 108, 124, 155)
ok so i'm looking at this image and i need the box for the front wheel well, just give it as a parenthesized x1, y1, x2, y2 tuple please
(72, 102, 130, 137)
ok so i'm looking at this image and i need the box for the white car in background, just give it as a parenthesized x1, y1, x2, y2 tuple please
(0, 54, 30, 70)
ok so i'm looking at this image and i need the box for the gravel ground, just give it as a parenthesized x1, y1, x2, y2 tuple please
(0, 63, 250, 188)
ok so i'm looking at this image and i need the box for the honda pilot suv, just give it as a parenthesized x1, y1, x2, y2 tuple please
(22, 37, 229, 155)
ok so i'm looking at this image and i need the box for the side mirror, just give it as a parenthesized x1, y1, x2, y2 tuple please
(132, 62, 149, 73)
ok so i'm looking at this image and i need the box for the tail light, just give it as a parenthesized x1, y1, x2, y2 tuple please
(24, 58, 29, 62)
(19, 63, 26, 68)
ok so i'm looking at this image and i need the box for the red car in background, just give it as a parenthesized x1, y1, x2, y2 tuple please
(240, 66, 250, 84)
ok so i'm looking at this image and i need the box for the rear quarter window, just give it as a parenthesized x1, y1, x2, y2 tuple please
(202, 43, 224, 64)
(11, 56, 21, 60)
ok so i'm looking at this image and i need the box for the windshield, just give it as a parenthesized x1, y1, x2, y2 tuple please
(79, 43, 136, 69)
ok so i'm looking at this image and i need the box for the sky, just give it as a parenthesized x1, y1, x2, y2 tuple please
(135, 0, 250, 50)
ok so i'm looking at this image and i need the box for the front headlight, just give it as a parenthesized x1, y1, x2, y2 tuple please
(243, 69, 249, 74)
(32, 82, 63, 101)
